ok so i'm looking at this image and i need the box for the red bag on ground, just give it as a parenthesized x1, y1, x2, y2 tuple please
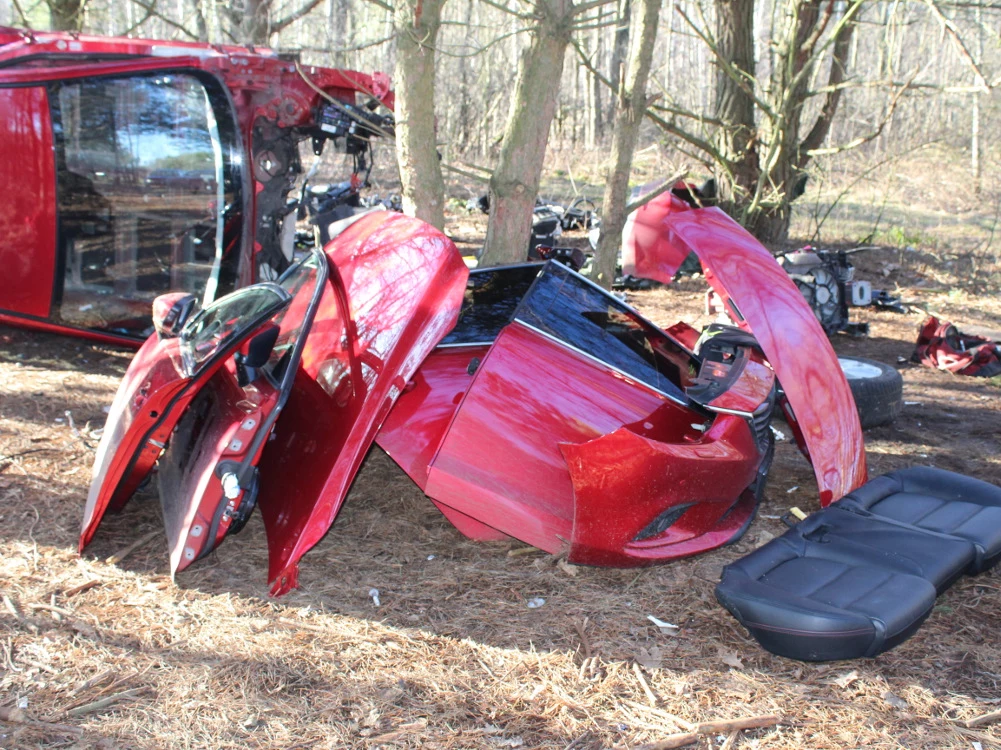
(913, 316, 1001, 377)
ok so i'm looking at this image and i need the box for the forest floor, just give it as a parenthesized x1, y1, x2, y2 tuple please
(2, 149, 1001, 749)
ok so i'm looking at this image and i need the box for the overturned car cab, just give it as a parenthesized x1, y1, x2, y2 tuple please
(0, 27, 392, 345)
(83, 203, 870, 595)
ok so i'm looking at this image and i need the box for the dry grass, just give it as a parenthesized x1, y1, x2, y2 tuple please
(3, 197, 1001, 749)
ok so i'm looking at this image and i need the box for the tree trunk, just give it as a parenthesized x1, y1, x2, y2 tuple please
(230, 0, 271, 45)
(393, 0, 447, 231)
(712, 0, 758, 208)
(479, 0, 574, 266)
(47, 0, 84, 30)
(593, 0, 661, 288)
(608, 0, 630, 123)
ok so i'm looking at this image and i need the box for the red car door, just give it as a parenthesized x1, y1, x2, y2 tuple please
(0, 60, 248, 344)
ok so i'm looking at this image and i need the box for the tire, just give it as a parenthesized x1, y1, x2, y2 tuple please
(838, 356, 903, 429)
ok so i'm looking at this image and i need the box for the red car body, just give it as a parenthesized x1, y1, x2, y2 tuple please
(83, 198, 865, 592)
(83, 211, 468, 593)
(624, 197, 867, 505)
(0, 27, 391, 346)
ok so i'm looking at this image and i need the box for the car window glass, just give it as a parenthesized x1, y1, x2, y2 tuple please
(180, 285, 289, 375)
(514, 262, 691, 399)
(440, 264, 542, 345)
(261, 254, 322, 382)
(48, 73, 243, 337)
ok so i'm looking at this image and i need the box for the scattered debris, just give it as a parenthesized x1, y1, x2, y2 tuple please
(913, 316, 1001, 377)
(718, 649, 744, 669)
(526, 597, 546, 609)
(832, 670, 860, 689)
(882, 691, 909, 711)
(624, 713, 782, 750)
(646, 615, 679, 634)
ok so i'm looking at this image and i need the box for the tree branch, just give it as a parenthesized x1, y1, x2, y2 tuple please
(924, 0, 991, 91)
(803, 71, 914, 161)
(571, 0, 617, 17)
(271, 0, 325, 33)
(360, 0, 394, 12)
(128, 0, 201, 39)
(477, 0, 535, 19)
(676, 5, 778, 121)
(645, 109, 727, 166)
(625, 169, 690, 213)
(797, 4, 856, 159)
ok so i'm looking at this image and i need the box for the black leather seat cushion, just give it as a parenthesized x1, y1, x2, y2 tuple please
(716, 467, 1001, 661)
(835, 467, 1001, 572)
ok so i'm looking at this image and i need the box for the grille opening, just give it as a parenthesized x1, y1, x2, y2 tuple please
(634, 503, 693, 541)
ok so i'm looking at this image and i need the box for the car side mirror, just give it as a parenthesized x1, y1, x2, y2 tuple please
(152, 293, 198, 339)
(235, 325, 280, 387)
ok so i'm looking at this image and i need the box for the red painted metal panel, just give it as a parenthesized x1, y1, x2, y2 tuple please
(374, 345, 489, 490)
(421, 321, 755, 558)
(256, 212, 467, 595)
(158, 369, 280, 574)
(663, 208, 867, 504)
(0, 87, 56, 318)
(621, 192, 693, 284)
(0, 27, 394, 342)
(561, 416, 760, 566)
(0, 313, 141, 348)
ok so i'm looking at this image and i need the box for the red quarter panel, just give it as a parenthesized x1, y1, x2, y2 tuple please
(0, 86, 56, 318)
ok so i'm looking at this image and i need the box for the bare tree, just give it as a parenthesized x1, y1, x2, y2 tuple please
(225, 0, 325, 45)
(45, 0, 86, 30)
(592, 0, 661, 287)
(480, 0, 612, 266)
(394, 0, 448, 229)
(648, 0, 868, 243)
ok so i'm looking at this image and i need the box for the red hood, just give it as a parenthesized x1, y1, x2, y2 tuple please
(624, 204, 867, 504)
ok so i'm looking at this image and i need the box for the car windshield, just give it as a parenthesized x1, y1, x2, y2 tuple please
(513, 262, 695, 401)
(440, 264, 542, 346)
(179, 285, 290, 376)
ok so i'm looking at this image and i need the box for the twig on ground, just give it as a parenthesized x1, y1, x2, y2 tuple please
(69, 669, 116, 697)
(105, 530, 161, 565)
(628, 732, 700, 749)
(63, 579, 101, 598)
(623, 714, 782, 750)
(632, 662, 659, 707)
(66, 688, 144, 717)
(963, 708, 1001, 728)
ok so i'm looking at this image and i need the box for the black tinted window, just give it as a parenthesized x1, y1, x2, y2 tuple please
(514, 263, 689, 399)
(440, 264, 541, 345)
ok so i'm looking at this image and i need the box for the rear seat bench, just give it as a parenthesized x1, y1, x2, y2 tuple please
(715, 467, 1001, 661)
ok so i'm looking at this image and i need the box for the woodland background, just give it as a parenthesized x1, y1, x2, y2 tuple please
(3, 0, 1000, 286)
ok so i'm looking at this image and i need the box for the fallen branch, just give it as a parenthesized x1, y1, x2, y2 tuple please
(694, 715, 781, 734)
(66, 688, 144, 717)
(633, 662, 659, 707)
(63, 580, 101, 598)
(963, 708, 1001, 728)
(630, 732, 699, 749)
(105, 530, 161, 565)
(621, 714, 782, 750)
